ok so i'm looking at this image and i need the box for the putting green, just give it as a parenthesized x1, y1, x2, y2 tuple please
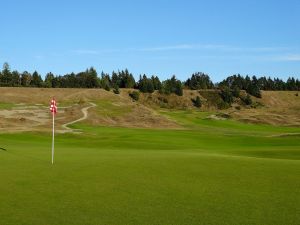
(0, 111, 299, 225)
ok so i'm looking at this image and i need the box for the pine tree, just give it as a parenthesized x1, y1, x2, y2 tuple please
(31, 71, 43, 87)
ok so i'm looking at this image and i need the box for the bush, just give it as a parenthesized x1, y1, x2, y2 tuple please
(104, 85, 110, 91)
(220, 87, 233, 104)
(216, 113, 231, 119)
(217, 101, 231, 110)
(242, 94, 252, 105)
(129, 91, 140, 101)
(232, 86, 240, 98)
(247, 85, 261, 98)
(191, 96, 202, 108)
(113, 86, 120, 94)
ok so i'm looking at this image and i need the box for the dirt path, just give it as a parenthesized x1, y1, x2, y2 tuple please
(61, 102, 96, 132)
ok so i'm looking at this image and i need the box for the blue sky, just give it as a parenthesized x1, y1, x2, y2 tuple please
(0, 0, 299, 82)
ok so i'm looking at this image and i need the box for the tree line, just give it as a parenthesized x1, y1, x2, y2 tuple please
(0, 63, 299, 98)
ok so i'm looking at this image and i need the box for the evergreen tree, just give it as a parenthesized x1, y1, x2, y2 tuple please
(185, 72, 214, 89)
(45, 72, 55, 88)
(30, 71, 43, 87)
(296, 79, 300, 91)
(138, 74, 154, 93)
(100, 72, 111, 91)
(161, 75, 183, 96)
(247, 76, 261, 98)
(1, 62, 12, 86)
(151, 75, 162, 90)
(21, 71, 32, 87)
(86, 67, 98, 88)
(11, 71, 20, 86)
(111, 71, 121, 88)
(220, 87, 233, 104)
(232, 86, 240, 98)
(287, 77, 297, 90)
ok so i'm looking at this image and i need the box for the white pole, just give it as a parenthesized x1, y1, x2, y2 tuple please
(52, 112, 55, 164)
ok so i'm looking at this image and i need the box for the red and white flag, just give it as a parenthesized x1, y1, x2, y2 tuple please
(50, 98, 57, 114)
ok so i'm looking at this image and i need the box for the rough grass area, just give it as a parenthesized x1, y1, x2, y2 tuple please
(0, 102, 14, 109)
(0, 113, 299, 225)
(1, 88, 300, 127)
(94, 100, 132, 117)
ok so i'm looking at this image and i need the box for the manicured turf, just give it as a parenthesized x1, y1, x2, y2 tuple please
(0, 112, 299, 225)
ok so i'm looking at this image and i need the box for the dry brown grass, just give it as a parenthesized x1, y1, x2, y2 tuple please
(0, 88, 179, 132)
(139, 89, 300, 126)
(139, 89, 216, 110)
(0, 87, 117, 104)
(228, 91, 300, 126)
(0, 88, 299, 132)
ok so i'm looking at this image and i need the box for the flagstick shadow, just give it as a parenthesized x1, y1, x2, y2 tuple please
(4, 149, 50, 164)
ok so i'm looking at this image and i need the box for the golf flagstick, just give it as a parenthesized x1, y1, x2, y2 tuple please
(50, 98, 57, 164)
(52, 111, 54, 164)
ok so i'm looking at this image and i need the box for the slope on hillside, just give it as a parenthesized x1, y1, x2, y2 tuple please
(229, 91, 300, 126)
(0, 88, 179, 133)
(139, 89, 300, 126)
(0, 88, 299, 133)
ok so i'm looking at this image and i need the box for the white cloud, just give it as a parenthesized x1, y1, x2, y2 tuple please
(135, 44, 289, 52)
(277, 54, 300, 61)
(71, 44, 294, 56)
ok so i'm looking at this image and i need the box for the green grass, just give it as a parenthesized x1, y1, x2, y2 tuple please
(0, 111, 299, 225)
(0, 102, 15, 109)
(161, 110, 300, 135)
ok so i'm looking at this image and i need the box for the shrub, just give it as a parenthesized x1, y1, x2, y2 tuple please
(247, 85, 261, 98)
(217, 101, 231, 110)
(242, 94, 252, 105)
(220, 87, 233, 104)
(216, 113, 231, 119)
(129, 91, 140, 101)
(191, 96, 202, 108)
(113, 86, 120, 94)
(232, 86, 240, 98)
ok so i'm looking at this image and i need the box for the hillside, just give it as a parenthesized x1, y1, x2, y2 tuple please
(230, 91, 300, 126)
(0, 87, 299, 133)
